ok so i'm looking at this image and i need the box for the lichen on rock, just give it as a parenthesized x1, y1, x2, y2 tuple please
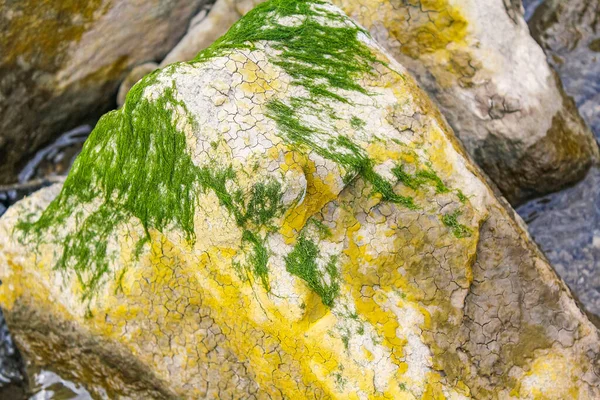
(1, 0, 599, 398)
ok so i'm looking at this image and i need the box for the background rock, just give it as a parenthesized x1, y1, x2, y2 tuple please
(117, 0, 246, 108)
(529, 0, 600, 138)
(1, 1, 599, 397)
(517, 0, 600, 318)
(334, 0, 598, 204)
(0, 0, 213, 184)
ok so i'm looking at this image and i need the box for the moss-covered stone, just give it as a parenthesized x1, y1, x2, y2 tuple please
(0, 0, 599, 398)
(148, 0, 599, 205)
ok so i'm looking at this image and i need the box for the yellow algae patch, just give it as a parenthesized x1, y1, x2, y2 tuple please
(517, 353, 581, 399)
(333, 0, 476, 88)
(70, 219, 398, 397)
(239, 58, 283, 94)
(280, 154, 340, 243)
(421, 372, 447, 400)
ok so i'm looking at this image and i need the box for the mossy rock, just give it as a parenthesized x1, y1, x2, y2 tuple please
(0, 0, 599, 398)
(149, 0, 599, 204)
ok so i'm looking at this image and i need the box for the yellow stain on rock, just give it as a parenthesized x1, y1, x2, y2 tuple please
(333, 0, 476, 88)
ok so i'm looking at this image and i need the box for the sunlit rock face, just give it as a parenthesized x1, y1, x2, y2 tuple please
(0, 0, 210, 184)
(126, 0, 599, 204)
(1, 0, 599, 398)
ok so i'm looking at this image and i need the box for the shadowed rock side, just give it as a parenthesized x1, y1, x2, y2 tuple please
(0, 0, 212, 184)
(1, 0, 599, 398)
(120, 0, 599, 205)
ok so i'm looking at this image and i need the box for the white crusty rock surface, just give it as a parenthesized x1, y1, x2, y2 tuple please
(1, 0, 599, 398)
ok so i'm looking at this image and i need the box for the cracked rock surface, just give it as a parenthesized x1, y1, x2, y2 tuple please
(124, 0, 600, 205)
(0, 0, 212, 184)
(1, 0, 599, 398)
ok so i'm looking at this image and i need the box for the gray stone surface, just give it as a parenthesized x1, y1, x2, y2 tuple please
(519, 167, 600, 316)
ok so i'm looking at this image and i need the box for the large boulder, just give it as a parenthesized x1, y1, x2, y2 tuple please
(1, 0, 599, 397)
(132, 0, 599, 204)
(0, 0, 212, 184)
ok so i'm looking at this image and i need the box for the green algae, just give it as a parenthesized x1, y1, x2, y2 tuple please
(18, 76, 207, 295)
(285, 236, 340, 307)
(266, 100, 416, 210)
(392, 164, 449, 194)
(238, 230, 270, 291)
(200, 0, 416, 214)
(350, 116, 366, 130)
(241, 180, 283, 227)
(18, 70, 283, 297)
(308, 217, 332, 239)
(441, 210, 472, 239)
(192, 0, 379, 102)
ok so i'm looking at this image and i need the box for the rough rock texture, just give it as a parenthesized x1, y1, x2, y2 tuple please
(0, 0, 211, 184)
(1, 0, 599, 398)
(135, 0, 598, 204)
(519, 167, 600, 318)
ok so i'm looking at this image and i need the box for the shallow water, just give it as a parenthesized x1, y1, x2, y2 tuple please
(28, 367, 92, 400)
